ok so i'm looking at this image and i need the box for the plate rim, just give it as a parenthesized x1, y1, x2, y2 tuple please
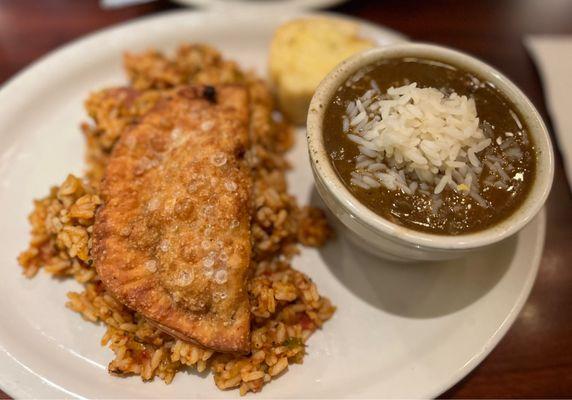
(0, 9, 543, 399)
(0, 9, 406, 98)
(428, 209, 545, 398)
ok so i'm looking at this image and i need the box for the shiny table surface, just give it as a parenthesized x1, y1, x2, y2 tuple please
(1, 0, 571, 398)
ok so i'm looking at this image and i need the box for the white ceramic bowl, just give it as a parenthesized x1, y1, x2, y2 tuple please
(307, 43, 554, 262)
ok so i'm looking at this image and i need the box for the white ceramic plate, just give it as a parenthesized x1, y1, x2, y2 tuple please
(172, 0, 348, 11)
(0, 10, 544, 399)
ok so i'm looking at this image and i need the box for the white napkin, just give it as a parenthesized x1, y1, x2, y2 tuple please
(525, 36, 572, 189)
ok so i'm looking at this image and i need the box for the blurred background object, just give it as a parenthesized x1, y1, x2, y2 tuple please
(101, 0, 156, 9)
(169, 0, 349, 10)
(0, 0, 570, 398)
(101, 0, 350, 10)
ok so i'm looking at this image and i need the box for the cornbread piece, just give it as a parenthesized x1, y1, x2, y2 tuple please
(268, 17, 374, 124)
(93, 85, 253, 353)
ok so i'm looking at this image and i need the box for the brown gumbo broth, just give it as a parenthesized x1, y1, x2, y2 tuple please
(323, 58, 536, 234)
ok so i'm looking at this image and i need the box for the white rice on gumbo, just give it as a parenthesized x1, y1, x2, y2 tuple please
(344, 82, 502, 202)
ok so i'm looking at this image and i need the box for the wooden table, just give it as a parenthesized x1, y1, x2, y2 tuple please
(1, 0, 571, 397)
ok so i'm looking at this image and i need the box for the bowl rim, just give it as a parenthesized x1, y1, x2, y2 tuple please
(307, 42, 554, 250)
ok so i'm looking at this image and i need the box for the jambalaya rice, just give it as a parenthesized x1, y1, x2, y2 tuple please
(18, 44, 335, 395)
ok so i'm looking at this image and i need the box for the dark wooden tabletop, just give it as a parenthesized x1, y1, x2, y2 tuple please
(1, 0, 571, 398)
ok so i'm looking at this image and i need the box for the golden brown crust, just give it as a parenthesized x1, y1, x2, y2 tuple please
(93, 85, 252, 353)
